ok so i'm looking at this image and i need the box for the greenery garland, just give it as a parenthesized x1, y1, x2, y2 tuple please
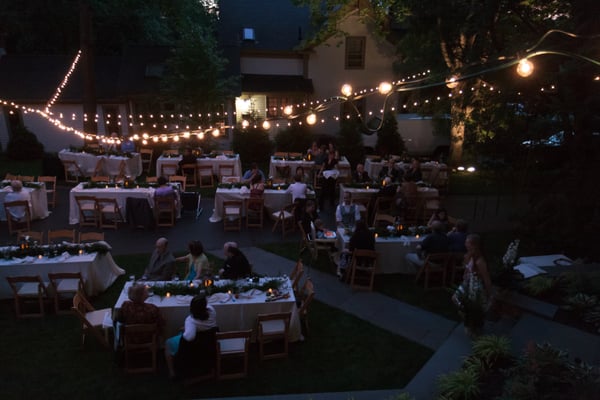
(150, 278, 284, 298)
(1, 181, 45, 189)
(0, 241, 111, 260)
(69, 145, 133, 158)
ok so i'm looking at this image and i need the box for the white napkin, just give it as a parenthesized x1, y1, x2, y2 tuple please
(239, 186, 250, 194)
(175, 295, 193, 304)
(208, 292, 232, 304)
(239, 289, 263, 299)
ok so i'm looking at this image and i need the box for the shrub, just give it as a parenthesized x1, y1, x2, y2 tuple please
(437, 368, 480, 400)
(377, 111, 405, 157)
(337, 116, 365, 166)
(273, 125, 314, 153)
(6, 126, 44, 160)
(231, 127, 273, 166)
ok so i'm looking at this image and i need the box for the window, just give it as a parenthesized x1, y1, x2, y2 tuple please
(345, 36, 366, 69)
(267, 96, 295, 118)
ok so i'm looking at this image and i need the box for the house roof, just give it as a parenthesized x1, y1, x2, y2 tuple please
(242, 74, 313, 93)
(0, 45, 173, 103)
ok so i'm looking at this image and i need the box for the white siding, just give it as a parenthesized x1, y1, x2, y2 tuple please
(241, 57, 304, 75)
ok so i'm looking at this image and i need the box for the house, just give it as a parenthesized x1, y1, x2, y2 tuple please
(0, 46, 172, 153)
(218, 0, 398, 139)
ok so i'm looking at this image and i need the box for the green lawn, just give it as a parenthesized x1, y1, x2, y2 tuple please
(0, 252, 433, 399)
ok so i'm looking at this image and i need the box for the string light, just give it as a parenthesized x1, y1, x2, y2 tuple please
(516, 59, 534, 77)
(45, 50, 82, 113)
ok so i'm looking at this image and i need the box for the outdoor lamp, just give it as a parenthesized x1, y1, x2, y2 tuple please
(341, 84, 353, 97)
(445, 76, 459, 89)
(378, 81, 393, 95)
(516, 58, 534, 77)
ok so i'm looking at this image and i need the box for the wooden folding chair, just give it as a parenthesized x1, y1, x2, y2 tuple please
(160, 162, 179, 178)
(415, 252, 449, 290)
(123, 323, 158, 374)
(180, 163, 198, 189)
(215, 330, 252, 380)
(139, 148, 154, 175)
(297, 277, 315, 335)
(17, 230, 44, 244)
(169, 175, 186, 192)
(47, 229, 76, 244)
(37, 176, 57, 208)
(4, 200, 31, 236)
(95, 198, 123, 229)
(271, 203, 296, 237)
(256, 312, 291, 361)
(48, 272, 85, 314)
(348, 249, 378, 291)
(154, 195, 176, 227)
(289, 259, 304, 295)
(79, 231, 105, 243)
(223, 200, 243, 232)
(197, 165, 214, 188)
(74, 195, 98, 227)
(71, 291, 112, 349)
(6, 275, 50, 318)
(61, 159, 84, 183)
(245, 197, 264, 229)
(218, 163, 235, 183)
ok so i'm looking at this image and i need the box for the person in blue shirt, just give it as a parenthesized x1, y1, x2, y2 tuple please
(242, 162, 265, 184)
(120, 135, 136, 153)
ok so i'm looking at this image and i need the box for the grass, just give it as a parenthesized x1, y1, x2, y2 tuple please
(0, 252, 433, 399)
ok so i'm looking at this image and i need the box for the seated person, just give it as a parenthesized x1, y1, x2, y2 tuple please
(299, 199, 319, 236)
(404, 158, 423, 182)
(142, 237, 176, 280)
(242, 162, 265, 184)
(313, 144, 328, 165)
(338, 220, 375, 278)
(405, 221, 450, 271)
(155, 176, 176, 197)
(4, 180, 32, 221)
(286, 174, 307, 203)
(352, 163, 371, 183)
(165, 294, 218, 380)
(249, 173, 265, 195)
(335, 192, 361, 228)
(448, 219, 469, 253)
(428, 207, 450, 232)
(378, 159, 402, 183)
(220, 243, 252, 279)
(120, 136, 135, 153)
(294, 166, 310, 183)
(178, 147, 197, 174)
(114, 283, 165, 344)
(175, 240, 209, 281)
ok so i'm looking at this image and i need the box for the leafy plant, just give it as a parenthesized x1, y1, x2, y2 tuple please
(437, 368, 480, 400)
(525, 275, 557, 297)
(472, 335, 512, 369)
(562, 293, 599, 314)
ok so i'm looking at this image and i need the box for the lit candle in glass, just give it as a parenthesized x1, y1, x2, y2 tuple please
(415, 234, 420, 239)
(166, 292, 171, 298)
(38, 254, 43, 260)
(78, 249, 83, 255)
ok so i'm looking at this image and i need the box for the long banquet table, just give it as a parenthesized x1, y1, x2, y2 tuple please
(268, 156, 351, 180)
(68, 183, 181, 225)
(155, 154, 242, 179)
(336, 227, 424, 274)
(209, 186, 314, 223)
(0, 184, 49, 221)
(58, 149, 143, 178)
(113, 279, 302, 340)
(0, 250, 125, 299)
(364, 159, 448, 185)
(339, 184, 439, 205)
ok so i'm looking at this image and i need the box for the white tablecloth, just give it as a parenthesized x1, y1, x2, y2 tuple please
(113, 279, 302, 341)
(209, 187, 309, 223)
(156, 155, 242, 178)
(0, 251, 125, 299)
(364, 160, 448, 185)
(515, 254, 574, 279)
(338, 184, 439, 205)
(68, 183, 181, 224)
(336, 228, 423, 274)
(268, 156, 351, 179)
(58, 150, 143, 178)
(0, 185, 49, 221)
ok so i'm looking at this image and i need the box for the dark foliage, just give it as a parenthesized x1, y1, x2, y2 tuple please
(6, 126, 44, 160)
(231, 127, 273, 166)
(273, 124, 314, 153)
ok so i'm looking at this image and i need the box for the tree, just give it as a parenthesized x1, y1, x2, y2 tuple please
(377, 110, 405, 157)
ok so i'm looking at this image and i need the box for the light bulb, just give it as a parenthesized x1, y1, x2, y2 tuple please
(341, 84, 353, 97)
(378, 81, 393, 95)
(283, 105, 293, 115)
(516, 58, 534, 77)
(241, 120, 249, 128)
(306, 113, 317, 125)
(445, 76, 459, 89)
(262, 120, 271, 130)
(211, 128, 220, 137)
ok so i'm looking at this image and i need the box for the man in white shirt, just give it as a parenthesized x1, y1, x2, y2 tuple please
(335, 192, 361, 227)
(285, 175, 307, 202)
(4, 180, 32, 221)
